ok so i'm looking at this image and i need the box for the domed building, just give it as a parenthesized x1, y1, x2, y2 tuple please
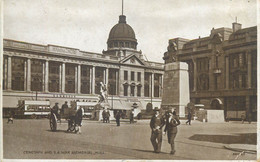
(2, 13, 164, 119)
(103, 15, 143, 59)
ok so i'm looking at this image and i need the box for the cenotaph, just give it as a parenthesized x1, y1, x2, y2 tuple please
(161, 62, 190, 117)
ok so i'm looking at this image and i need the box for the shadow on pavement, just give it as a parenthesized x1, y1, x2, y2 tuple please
(189, 133, 256, 145)
(132, 149, 168, 154)
(46, 130, 75, 134)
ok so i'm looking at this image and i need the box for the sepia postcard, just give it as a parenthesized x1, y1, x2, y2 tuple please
(0, 0, 259, 161)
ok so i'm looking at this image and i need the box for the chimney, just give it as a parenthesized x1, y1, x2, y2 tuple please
(232, 22, 242, 32)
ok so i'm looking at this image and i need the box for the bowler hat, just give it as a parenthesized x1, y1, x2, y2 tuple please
(153, 107, 160, 111)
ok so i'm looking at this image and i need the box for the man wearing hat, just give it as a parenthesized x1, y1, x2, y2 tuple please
(164, 110, 180, 155)
(150, 107, 165, 153)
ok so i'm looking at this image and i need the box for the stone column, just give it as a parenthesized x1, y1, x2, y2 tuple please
(7, 56, 12, 90)
(151, 73, 154, 98)
(78, 65, 81, 94)
(106, 68, 109, 85)
(247, 51, 252, 89)
(59, 64, 62, 92)
(193, 59, 197, 91)
(115, 70, 119, 95)
(27, 59, 31, 91)
(42, 62, 45, 91)
(75, 65, 78, 93)
(225, 56, 229, 89)
(119, 70, 124, 96)
(103, 68, 106, 84)
(141, 71, 145, 97)
(45, 61, 49, 92)
(91, 66, 95, 94)
(62, 63, 65, 93)
(24, 59, 27, 91)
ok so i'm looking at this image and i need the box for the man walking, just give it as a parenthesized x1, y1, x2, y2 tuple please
(115, 111, 121, 126)
(150, 107, 165, 153)
(186, 108, 192, 125)
(61, 101, 68, 116)
(164, 111, 180, 155)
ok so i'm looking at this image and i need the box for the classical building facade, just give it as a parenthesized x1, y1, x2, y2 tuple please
(2, 14, 164, 112)
(163, 22, 257, 120)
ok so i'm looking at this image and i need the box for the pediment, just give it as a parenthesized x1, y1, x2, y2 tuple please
(120, 54, 146, 66)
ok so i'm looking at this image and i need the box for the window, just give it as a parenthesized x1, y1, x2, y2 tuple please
(137, 72, 141, 82)
(131, 71, 135, 81)
(137, 86, 141, 97)
(95, 67, 104, 94)
(144, 85, 150, 97)
(49, 62, 60, 92)
(126, 42, 129, 48)
(65, 64, 76, 93)
(31, 59, 43, 91)
(124, 71, 128, 80)
(12, 57, 25, 91)
(130, 86, 135, 96)
(114, 42, 118, 47)
(154, 85, 159, 97)
(120, 42, 124, 47)
(124, 85, 128, 96)
(81, 65, 90, 94)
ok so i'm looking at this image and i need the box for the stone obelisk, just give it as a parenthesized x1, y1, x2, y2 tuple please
(161, 62, 190, 117)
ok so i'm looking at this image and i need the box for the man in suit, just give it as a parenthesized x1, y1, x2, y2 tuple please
(164, 111, 180, 155)
(150, 107, 165, 153)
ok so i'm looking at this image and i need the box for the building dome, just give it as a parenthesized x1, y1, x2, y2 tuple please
(107, 15, 138, 50)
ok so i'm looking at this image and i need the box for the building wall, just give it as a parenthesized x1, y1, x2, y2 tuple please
(2, 39, 164, 111)
(163, 24, 257, 120)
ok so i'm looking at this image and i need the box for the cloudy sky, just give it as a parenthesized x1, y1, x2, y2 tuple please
(4, 0, 257, 62)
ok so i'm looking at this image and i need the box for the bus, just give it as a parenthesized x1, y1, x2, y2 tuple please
(70, 100, 99, 118)
(16, 100, 51, 119)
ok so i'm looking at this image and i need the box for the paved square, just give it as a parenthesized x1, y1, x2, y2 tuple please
(3, 119, 257, 160)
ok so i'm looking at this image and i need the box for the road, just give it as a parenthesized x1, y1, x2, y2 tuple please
(3, 118, 257, 160)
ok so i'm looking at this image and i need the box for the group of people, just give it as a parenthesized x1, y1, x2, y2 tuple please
(150, 107, 180, 155)
(52, 101, 84, 134)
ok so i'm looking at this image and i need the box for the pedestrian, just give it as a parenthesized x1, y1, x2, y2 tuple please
(115, 111, 121, 126)
(186, 108, 192, 125)
(102, 109, 107, 123)
(164, 111, 180, 155)
(75, 107, 84, 134)
(61, 101, 68, 116)
(52, 103, 60, 120)
(106, 109, 110, 123)
(7, 111, 14, 124)
(150, 107, 165, 153)
(130, 110, 134, 124)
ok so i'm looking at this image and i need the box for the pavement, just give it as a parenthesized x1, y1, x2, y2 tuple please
(2, 118, 257, 160)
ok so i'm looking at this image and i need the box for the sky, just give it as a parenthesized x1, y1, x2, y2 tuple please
(3, 0, 257, 63)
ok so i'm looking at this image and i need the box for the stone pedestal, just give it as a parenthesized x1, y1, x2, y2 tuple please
(161, 62, 190, 117)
